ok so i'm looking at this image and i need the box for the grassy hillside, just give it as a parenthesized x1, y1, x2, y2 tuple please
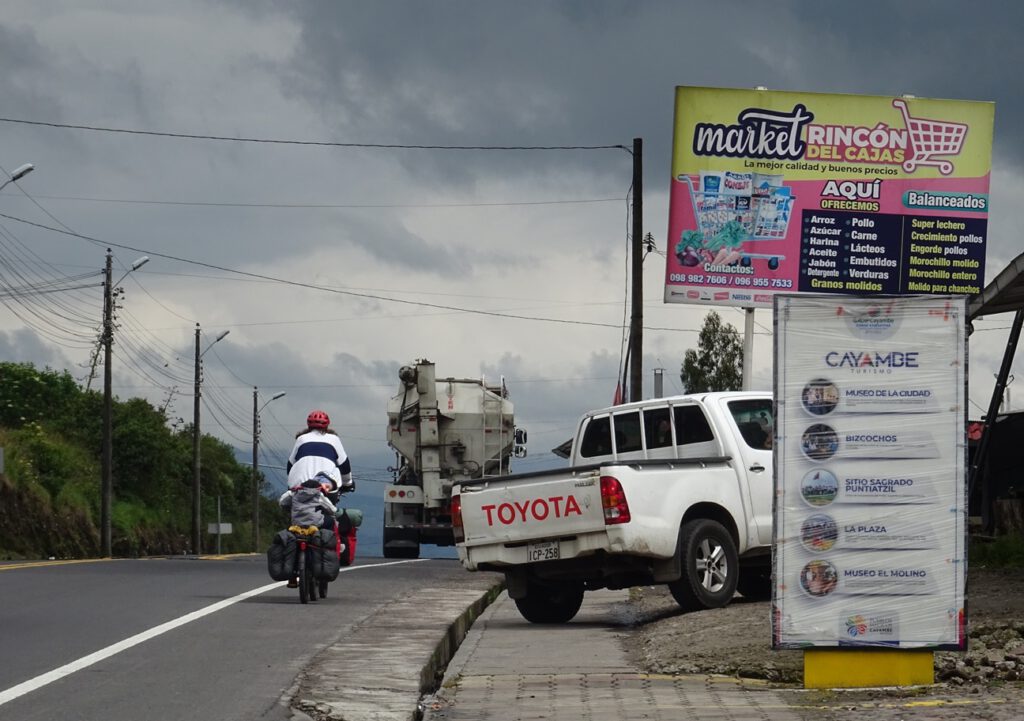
(0, 362, 280, 559)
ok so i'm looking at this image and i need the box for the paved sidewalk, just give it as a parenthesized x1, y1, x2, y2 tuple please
(422, 590, 804, 721)
(421, 589, 1024, 721)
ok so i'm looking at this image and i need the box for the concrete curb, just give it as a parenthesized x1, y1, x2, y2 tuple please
(291, 577, 505, 721)
(417, 581, 506, 700)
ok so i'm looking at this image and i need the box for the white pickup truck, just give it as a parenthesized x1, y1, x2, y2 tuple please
(452, 391, 774, 623)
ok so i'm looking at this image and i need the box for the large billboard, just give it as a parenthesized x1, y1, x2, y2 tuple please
(773, 294, 967, 649)
(665, 87, 994, 308)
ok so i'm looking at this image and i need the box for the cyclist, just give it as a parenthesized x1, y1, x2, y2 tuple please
(284, 410, 355, 577)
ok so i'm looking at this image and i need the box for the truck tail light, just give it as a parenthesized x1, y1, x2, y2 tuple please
(451, 493, 465, 543)
(600, 476, 631, 525)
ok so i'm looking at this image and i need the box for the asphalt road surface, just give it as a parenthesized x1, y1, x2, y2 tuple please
(0, 555, 480, 721)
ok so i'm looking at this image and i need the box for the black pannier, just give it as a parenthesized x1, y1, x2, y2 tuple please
(267, 531, 297, 581)
(309, 529, 340, 581)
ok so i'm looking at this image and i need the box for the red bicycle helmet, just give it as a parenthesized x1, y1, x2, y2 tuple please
(306, 409, 330, 430)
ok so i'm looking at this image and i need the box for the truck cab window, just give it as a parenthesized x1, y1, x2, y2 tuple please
(579, 416, 612, 458)
(644, 407, 673, 449)
(612, 411, 643, 453)
(673, 405, 714, 445)
(728, 399, 774, 450)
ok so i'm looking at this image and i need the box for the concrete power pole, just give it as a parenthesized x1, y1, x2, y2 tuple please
(628, 137, 643, 404)
(101, 249, 113, 557)
(252, 387, 259, 551)
(192, 323, 201, 555)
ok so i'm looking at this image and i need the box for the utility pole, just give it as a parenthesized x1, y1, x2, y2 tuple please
(191, 325, 229, 555)
(253, 388, 286, 551)
(192, 323, 201, 555)
(628, 137, 644, 403)
(252, 387, 259, 551)
(101, 249, 113, 557)
(97, 251, 149, 557)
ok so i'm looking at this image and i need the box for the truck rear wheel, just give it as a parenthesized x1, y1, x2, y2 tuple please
(667, 519, 738, 612)
(382, 526, 420, 559)
(514, 582, 584, 624)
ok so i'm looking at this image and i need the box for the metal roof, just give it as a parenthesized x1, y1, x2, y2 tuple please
(969, 251, 1024, 319)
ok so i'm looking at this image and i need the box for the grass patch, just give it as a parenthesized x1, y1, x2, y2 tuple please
(970, 534, 1024, 568)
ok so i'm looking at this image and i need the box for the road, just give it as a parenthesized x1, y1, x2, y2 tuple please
(0, 555, 496, 721)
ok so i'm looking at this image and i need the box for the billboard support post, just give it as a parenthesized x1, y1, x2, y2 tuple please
(742, 308, 754, 390)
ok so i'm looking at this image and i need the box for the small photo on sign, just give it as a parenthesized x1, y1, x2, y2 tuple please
(801, 514, 838, 552)
(801, 378, 839, 416)
(801, 423, 839, 461)
(800, 468, 838, 507)
(800, 559, 839, 598)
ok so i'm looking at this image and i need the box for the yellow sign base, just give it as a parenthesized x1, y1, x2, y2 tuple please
(804, 649, 934, 688)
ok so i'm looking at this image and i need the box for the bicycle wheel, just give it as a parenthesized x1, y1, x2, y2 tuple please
(298, 549, 309, 604)
(304, 551, 317, 603)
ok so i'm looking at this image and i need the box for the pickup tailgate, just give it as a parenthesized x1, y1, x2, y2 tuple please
(458, 468, 607, 547)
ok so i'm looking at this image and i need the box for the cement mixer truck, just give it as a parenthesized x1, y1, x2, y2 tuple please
(384, 359, 519, 558)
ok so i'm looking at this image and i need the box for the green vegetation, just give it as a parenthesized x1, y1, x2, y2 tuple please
(970, 535, 1024, 568)
(0, 361, 281, 559)
(679, 311, 744, 393)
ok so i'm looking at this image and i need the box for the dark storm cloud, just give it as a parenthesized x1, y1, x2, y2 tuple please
(273, 0, 1023, 189)
(271, 1, 720, 186)
(337, 212, 527, 276)
(0, 23, 63, 121)
(788, 1, 1023, 162)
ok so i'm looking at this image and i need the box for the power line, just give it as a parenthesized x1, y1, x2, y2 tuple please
(0, 116, 627, 152)
(0, 211, 714, 334)
(6, 193, 624, 210)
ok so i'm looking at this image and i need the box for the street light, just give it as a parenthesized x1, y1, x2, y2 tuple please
(100, 249, 151, 557)
(0, 163, 34, 192)
(252, 387, 286, 550)
(191, 324, 230, 555)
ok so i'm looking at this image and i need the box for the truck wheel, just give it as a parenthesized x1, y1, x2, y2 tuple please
(667, 519, 738, 611)
(514, 582, 584, 624)
(382, 526, 420, 559)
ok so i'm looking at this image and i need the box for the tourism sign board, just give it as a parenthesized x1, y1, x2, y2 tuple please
(773, 294, 967, 649)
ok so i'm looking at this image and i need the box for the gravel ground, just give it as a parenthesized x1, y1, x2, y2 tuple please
(623, 567, 1024, 720)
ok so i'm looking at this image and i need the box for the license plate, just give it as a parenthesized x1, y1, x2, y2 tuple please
(527, 540, 560, 562)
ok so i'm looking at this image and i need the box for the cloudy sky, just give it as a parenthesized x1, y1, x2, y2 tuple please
(1, 1, 1021, 513)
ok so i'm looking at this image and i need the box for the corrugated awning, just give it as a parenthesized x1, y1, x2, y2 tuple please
(969, 251, 1024, 319)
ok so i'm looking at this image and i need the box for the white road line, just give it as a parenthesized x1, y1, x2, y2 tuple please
(0, 558, 425, 707)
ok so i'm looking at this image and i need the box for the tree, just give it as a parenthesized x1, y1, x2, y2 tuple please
(680, 311, 743, 393)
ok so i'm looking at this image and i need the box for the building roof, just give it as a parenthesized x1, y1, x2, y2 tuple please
(970, 251, 1024, 319)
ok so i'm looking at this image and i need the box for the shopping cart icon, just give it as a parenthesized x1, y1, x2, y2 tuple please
(893, 98, 968, 176)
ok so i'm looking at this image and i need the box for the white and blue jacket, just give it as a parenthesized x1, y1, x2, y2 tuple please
(286, 429, 354, 493)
